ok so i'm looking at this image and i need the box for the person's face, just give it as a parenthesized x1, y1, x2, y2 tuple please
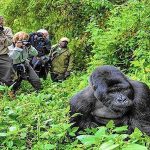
(60, 41, 68, 48)
(0, 17, 4, 26)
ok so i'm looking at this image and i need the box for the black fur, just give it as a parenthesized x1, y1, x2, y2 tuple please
(70, 65, 150, 135)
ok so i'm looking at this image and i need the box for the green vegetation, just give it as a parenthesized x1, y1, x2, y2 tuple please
(0, 0, 150, 149)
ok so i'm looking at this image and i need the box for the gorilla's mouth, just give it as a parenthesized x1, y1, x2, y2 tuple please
(110, 102, 132, 113)
(97, 100, 133, 118)
(114, 99, 133, 107)
(104, 98, 133, 111)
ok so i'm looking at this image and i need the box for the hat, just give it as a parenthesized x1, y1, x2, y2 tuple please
(59, 37, 69, 43)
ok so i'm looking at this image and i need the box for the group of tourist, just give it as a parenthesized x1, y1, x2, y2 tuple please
(0, 16, 73, 97)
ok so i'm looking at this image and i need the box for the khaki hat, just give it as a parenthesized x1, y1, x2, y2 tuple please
(59, 37, 69, 43)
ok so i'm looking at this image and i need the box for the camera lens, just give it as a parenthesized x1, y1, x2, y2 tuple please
(0, 25, 4, 32)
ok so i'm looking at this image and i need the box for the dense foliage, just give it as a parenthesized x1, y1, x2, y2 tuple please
(0, 0, 150, 149)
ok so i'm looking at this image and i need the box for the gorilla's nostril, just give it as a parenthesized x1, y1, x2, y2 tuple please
(117, 98, 126, 102)
(117, 99, 122, 102)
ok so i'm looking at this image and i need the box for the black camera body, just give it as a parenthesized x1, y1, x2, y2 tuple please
(36, 32, 45, 42)
(22, 40, 31, 47)
(35, 33, 47, 50)
(16, 64, 29, 80)
(0, 25, 4, 33)
(16, 40, 31, 48)
(33, 56, 51, 80)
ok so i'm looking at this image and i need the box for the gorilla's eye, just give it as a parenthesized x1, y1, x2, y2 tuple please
(107, 87, 120, 93)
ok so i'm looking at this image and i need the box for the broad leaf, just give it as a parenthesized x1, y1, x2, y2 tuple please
(122, 144, 147, 150)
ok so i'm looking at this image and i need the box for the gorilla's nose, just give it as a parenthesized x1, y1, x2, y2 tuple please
(117, 96, 127, 102)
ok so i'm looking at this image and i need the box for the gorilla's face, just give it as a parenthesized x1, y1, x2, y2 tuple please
(92, 78, 134, 115)
(89, 66, 135, 115)
(102, 89, 133, 114)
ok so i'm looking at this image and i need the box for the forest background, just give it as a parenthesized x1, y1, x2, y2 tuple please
(0, 0, 150, 149)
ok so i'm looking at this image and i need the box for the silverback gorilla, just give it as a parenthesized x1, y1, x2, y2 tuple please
(70, 65, 150, 135)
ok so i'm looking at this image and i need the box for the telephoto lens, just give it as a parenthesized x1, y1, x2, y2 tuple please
(22, 40, 31, 47)
(0, 25, 4, 33)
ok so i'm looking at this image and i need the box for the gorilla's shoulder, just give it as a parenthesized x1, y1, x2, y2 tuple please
(129, 80, 150, 104)
(70, 86, 96, 114)
(130, 80, 150, 92)
(70, 86, 96, 103)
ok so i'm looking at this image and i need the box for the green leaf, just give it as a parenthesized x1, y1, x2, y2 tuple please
(68, 127, 79, 136)
(44, 144, 56, 150)
(122, 144, 147, 150)
(95, 126, 107, 137)
(0, 132, 7, 137)
(7, 141, 13, 148)
(100, 141, 119, 150)
(9, 126, 18, 132)
(130, 128, 143, 139)
(40, 132, 49, 139)
(112, 126, 128, 133)
(105, 134, 119, 141)
(77, 135, 97, 146)
(106, 120, 115, 129)
(0, 85, 5, 91)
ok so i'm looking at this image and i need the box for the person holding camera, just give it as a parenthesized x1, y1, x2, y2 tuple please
(29, 29, 51, 79)
(8, 31, 42, 93)
(0, 16, 14, 86)
(50, 37, 73, 82)
(29, 29, 51, 57)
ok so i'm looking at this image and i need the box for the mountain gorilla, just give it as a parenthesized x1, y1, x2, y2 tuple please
(70, 65, 150, 135)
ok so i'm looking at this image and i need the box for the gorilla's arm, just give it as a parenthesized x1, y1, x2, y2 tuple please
(70, 86, 98, 129)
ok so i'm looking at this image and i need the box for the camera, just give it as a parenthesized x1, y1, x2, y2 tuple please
(36, 32, 43, 37)
(0, 25, 4, 33)
(22, 40, 31, 47)
(37, 36, 45, 41)
(16, 64, 28, 79)
(36, 32, 45, 42)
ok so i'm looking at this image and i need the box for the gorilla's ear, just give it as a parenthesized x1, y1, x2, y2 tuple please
(89, 74, 96, 91)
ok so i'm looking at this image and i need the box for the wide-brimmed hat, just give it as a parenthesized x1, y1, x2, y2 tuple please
(59, 37, 69, 43)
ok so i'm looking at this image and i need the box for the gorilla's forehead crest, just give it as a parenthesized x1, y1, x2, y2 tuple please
(90, 65, 130, 89)
(92, 65, 124, 77)
(70, 65, 150, 136)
